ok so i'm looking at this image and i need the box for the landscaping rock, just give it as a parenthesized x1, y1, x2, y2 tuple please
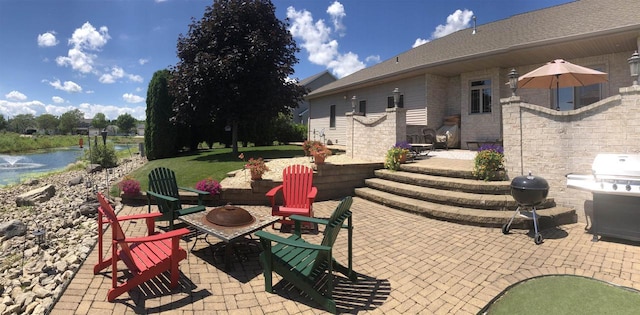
(68, 176, 83, 186)
(15, 185, 56, 207)
(0, 156, 145, 313)
(0, 220, 27, 238)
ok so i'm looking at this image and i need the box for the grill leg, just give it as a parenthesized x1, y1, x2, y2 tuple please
(532, 207, 543, 245)
(502, 207, 521, 234)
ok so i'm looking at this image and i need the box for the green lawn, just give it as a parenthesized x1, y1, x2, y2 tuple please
(124, 145, 306, 191)
(483, 275, 640, 314)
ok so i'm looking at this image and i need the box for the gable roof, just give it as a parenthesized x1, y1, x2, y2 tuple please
(309, 0, 640, 98)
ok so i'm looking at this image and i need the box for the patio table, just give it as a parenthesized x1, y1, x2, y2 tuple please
(178, 208, 278, 270)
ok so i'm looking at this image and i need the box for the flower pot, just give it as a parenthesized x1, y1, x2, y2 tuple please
(314, 155, 326, 165)
(399, 152, 407, 164)
(250, 171, 262, 180)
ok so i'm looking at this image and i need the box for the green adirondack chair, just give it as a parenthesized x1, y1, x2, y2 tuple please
(255, 196, 356, 314)
(146, 167, 209, 230)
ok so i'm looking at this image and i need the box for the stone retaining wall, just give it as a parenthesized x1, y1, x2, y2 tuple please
(501, 85, 640, 223)
(139, 162, 382, 207)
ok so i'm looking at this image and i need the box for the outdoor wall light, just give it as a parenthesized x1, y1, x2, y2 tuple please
(393, 88, 400, 108)
(628, 51, 639, 86)
(508, 68, 519, 96)
(351, 95, 357, 113)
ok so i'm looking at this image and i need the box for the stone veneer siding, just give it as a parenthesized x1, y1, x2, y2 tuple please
(346, 107, 406, 162)
(501, 85, 640, 223)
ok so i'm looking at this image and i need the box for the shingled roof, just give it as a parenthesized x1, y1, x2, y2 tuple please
(308, 0, 640, 98)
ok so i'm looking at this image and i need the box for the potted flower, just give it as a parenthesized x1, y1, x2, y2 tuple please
(195, 177, 222, 196)
(393, 141, 412, 163)
(302, 140, 322, 156)
(473, 144, 506, 181)
(246, 157, 269, 180)
(385, 147, 406, 171)
(118, 176, 140, 197)
(309, 142, 332, 164)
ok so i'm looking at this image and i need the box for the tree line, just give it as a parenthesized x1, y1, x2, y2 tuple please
(144, 0, 307, 160)
(0, 110, 140, 136)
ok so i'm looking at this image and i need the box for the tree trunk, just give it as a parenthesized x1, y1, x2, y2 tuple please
(232, 120, 239, 155)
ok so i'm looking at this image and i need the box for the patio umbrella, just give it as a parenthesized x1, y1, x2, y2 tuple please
(518, 59, 608, 110)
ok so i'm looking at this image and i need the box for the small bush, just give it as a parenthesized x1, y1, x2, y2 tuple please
(86, 143, 118, 168)
(473, 144, 505, 181)
(118, 176, 141, 195)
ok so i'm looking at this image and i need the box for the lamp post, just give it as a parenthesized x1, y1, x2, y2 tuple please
(628, 51, 639, 86)
(393, 88, 400, 108)
(351, 95, 357, 113)
(101, 129, 108, 146)
(508, 68, 519, 96)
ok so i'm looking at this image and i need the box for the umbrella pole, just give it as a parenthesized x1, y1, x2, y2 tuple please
(556, 74, 560, 110)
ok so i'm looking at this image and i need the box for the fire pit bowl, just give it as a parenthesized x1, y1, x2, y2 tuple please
(205, 204, 255, 227)
(510, 172, 549, 206)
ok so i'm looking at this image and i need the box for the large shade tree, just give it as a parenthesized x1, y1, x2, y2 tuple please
(36, 114, 59, 134)
(116, 113, 137, 135)
(58, 109, 84, 134)
(91, 113, 109, 131)
(10, 114, 37, 134)
(171, 0, 306, 154)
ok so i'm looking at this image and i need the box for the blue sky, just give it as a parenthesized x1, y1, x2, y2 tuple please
(0, 0, 572, 121)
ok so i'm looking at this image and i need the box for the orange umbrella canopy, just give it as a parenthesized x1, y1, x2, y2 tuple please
(518, 59, 608, 89)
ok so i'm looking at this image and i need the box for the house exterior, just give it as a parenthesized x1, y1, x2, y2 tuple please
(306, 0, 640, 150)
(294, 70, 336, 125)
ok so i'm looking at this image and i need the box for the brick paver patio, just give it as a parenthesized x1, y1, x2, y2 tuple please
(51, 195, 640, 314)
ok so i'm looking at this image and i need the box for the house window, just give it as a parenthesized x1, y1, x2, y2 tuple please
(387, 95, 404, 108)
(553, 66, 604, 110)
(470, 80, 492, 114)
(329, 105, 336, 128)
(359, 100, 367, 115)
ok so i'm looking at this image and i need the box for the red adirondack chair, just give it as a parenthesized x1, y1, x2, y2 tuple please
(266, 164, 317, 229)
(93, 192, 190, 302)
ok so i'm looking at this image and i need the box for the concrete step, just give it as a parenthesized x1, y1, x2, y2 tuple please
(374, 169, 511, 195)
(399, 162, 477, 179)
(364, 177, 556, 210)
(354, 187, 576, 229)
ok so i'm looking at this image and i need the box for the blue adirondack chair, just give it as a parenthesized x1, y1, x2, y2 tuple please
(255, 196, 356, 314)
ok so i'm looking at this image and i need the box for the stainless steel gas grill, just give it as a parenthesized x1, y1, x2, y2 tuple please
(567, 154, 640, 242)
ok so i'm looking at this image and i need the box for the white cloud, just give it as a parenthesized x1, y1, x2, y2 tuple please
(432, 9, 474, 39)
(46, 79, 83, 93)
(98, 66, 143, 84)
(412, 38, 429, 48)
(326, 1, 346, 36)
(52, 96, 65, 103)
(37, 32, 58, 47)
(138, 58, 149, 65)
(412, 9, 473, 49)
(287, 4, 365, 78)
(0, 100, 46, 117)
(122, 93, 145, 103)
(0, 99, 147, 121)
(78, 103, 146, 120)
(56, 22, 110, 74)
(128, 74, 143, 83)
(365, 55, 381, 64)
(5, 91, 27, 101)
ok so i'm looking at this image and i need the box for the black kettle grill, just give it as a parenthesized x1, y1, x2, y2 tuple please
(502, 172, 549, 244)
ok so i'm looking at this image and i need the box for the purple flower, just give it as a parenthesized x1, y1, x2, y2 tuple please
(394, 141, 412, 150)
(478, 144, 503, 154)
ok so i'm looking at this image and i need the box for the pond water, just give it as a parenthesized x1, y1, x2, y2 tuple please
(0, 144, 135, 187)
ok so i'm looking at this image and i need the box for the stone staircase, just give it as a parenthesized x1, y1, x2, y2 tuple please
(354, 162, 576, 229)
